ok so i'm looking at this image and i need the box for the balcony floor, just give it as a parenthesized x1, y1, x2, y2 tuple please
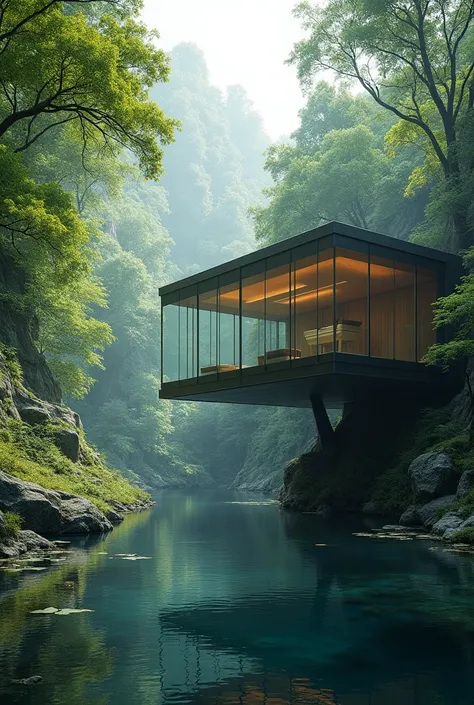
(160, 353, 462, 408)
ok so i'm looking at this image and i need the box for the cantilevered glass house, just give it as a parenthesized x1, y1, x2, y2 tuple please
(159, 222, 462, 410)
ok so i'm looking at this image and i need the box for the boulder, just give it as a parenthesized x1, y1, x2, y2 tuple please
(399, 505, 421, 526)
(431, 511, 464, 538)
(0, 529, 54, 558)
(18, 405, 51, 426)
(52, 428, 80, 462)
(457, 469, 474, 499)
(417, 495, 456, 528)
(0, 470, 112, 535)
(408, 453, 456, 502)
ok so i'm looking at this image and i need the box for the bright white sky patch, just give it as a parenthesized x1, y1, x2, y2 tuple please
(141, 0, 305, 140)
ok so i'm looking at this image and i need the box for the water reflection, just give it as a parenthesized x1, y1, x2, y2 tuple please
(0, 491, 474, 705)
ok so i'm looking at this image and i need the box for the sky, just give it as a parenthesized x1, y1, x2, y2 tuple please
(141, 0, 306, 140)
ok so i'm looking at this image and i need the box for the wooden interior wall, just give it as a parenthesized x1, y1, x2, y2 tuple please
(240, 279, 436, 361)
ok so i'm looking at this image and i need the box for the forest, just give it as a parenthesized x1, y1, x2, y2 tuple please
(0, 0, 473, 501)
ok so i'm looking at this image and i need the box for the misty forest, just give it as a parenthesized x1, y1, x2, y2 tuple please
(1, 1, 474, 704)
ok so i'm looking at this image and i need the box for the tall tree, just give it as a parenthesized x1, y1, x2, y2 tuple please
(0, 0, 177, 396)
(290, 0, 474, 250)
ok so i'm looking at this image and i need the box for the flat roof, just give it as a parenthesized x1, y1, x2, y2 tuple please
(159, 221, 461, 297)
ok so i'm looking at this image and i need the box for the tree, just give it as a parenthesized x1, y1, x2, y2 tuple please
(0, 1, 177, 396)
(252, 83, 427, 245)
(290, 0, 474, 250)
(0, 0, 177, 177)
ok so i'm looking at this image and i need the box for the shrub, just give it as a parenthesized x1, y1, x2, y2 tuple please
(0, 512, 23, 539)
(448, 527, 474, 545)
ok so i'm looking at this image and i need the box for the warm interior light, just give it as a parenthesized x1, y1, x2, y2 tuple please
(275, 281, 347, 305)
(244, 282, 306, 305)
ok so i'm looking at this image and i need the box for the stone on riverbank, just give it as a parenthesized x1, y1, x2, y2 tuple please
(0, 470, 112, 535)
(408, 453, 457, 502)
(456, 469, 474, 499)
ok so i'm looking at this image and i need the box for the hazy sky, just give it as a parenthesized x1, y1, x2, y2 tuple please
(141, 0, 305, 140)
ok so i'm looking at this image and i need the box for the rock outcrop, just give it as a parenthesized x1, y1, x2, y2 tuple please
(456, 469, 474, 499)
(0, 509, 55, 557)
(0, 471, 112, 535)
(400, 495, 457, 528)
(280, 395, 421, 512)
(408, 452, 457, 502)
(0, 253, 61, 403)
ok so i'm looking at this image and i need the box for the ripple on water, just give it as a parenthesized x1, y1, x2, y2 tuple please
(1, 490, 474, 705)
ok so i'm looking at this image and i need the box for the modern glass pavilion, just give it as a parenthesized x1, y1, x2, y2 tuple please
(159, 222, 462, 409)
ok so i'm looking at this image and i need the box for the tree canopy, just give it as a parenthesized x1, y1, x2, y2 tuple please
(290, 0, 474, 250)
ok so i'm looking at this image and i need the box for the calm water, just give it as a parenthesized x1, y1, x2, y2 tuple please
(1, 490, 474, 705)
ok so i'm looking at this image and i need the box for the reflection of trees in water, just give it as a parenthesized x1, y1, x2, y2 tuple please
(0, 510, 152, 704)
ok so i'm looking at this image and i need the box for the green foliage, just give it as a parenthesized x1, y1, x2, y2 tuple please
(0, 512, 23, 539)
(0, 0, 178, 398)
(0, 419, 148, 513)
(423, 249, 474, 368)
(290, 0, 474, 249)
(448, 527, 474, 544)
(0, 344, 23, 386)
(252, 82, 427, 246)
(0, 0, 178, 177)
(371, 468, 412, 515)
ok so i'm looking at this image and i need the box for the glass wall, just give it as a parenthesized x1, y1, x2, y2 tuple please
(161, 240, 443, 384)
(394, 263, 415, 362)
(370, 254, 395, 359)
(178, 287, 197, 380)
(218, 271, 240, 372)
(292, 251, 318, 359)
(241, 264, 265, 368)
(335, 248, 368, 355)
(162, 296, 180, 382)
(264, 257, 291, 365)
(198, 279, 217, 376)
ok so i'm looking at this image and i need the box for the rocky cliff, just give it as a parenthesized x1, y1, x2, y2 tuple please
(0, 279, 152, 556)
(280, 369, 474, 543)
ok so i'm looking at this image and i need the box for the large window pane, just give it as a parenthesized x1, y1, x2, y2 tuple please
(370, 254, 394, 359)
(162, 300, 179, 382)
(263, 261, 292, 365)
(394, 263, 415, 361)
(316, 247, 335, 354)
(335, 248, 368, 355)
(241, 266, 265, 368)
(292, 253, 318, 359)
(417, 267, 438, 361)
(218, 273, 240, 373)
(198, 281, 217, 376)
(178, 288, 197, 380)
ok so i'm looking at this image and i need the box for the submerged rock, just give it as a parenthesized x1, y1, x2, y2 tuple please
(11, 676, 43, 686)
(0, 470, 112, 535)
(408, 452, 456, 502)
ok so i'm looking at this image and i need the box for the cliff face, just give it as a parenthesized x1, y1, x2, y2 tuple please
(280, 369, 473, 525)
(0, 254, 60, 403)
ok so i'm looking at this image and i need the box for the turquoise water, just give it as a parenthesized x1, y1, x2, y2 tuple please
(1, 489, 474, 705)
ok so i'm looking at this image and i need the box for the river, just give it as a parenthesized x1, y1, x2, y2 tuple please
(0, 489, 474, 705)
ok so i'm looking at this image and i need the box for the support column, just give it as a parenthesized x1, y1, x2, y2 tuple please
(310, 392, 334, 451)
